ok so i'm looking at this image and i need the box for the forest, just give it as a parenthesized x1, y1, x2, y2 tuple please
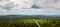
(0, 18, 60, 27)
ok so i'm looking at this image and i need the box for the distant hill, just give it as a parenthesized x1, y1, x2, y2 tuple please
(0, 15, 60, 19)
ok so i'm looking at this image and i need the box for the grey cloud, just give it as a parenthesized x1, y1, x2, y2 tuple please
(2, 3, 15, 10)
(31, 4, 40, 9)
(0, 0, 60, 15)
(0, 0, 15, 10)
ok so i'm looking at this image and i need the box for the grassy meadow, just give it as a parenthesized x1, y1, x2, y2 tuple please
(0, 18, 60, 27)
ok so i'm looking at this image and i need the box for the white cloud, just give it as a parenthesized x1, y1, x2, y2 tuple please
(0, 0, 60, 15)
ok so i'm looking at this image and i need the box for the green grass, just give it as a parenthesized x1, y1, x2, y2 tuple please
(0, 18, 60, 27)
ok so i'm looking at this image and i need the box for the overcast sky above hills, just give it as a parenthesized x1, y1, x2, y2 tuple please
(0, 0, 60, 15)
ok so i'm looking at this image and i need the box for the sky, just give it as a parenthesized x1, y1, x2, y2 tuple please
(0, 0, 60, 15)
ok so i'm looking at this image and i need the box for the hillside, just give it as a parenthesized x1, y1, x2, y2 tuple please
(0, 15, 60, 19)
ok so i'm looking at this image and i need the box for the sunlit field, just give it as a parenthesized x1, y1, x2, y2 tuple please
(0, 18, 60, 27)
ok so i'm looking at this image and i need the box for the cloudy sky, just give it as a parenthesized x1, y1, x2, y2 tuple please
(0, 0, 60, 15)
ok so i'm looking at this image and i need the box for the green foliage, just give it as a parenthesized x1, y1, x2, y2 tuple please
(0, 18, 60, 27)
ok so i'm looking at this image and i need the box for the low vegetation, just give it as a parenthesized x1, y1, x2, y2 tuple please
(0, 18, 60, 27)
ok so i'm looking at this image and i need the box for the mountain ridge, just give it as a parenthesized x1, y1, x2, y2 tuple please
(0, 14, 60, 19)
